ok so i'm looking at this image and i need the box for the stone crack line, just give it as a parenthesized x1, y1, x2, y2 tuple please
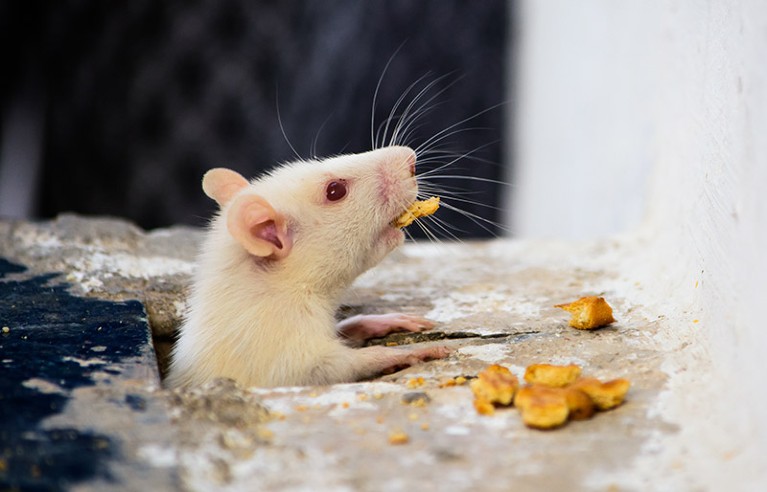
(365, 329, 541, 346)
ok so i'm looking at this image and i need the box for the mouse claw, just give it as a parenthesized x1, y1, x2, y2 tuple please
(337, 313, 437, 341)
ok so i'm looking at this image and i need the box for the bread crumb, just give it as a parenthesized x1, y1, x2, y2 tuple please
(470, 364, 518, 409)
(406, 377, 425, 389)
(468, 362, 630, 429)
(555, 296, 616, 329)
(473, 398, 495, 416)
(563, 387, 595, 420)
(571, 377, 631, 410)
(439, 375, 468, 388)
(514, 386, 569, 429)
(524, 363, 581, 387)
(392, 197, 440, 228)
(388, 430, 410, 445)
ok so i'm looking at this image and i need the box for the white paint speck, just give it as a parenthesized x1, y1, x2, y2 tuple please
(457, 344, 510, 363)
(426, 291, 540, 323)
(444, 425, 471, 436)
(62, 356, 106, 367)
(138, 444, 178, 468)
(22, 378, 67, 395)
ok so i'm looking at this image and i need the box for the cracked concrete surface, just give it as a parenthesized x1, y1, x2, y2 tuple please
(0, 215, 734, 491)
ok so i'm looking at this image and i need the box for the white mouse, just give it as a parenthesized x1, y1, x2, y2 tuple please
(166, 145, 450, 388)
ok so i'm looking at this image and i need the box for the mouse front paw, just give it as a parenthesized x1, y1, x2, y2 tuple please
(337, 313, 436, 341)
(409, 345, 452, 362)
(380, 345, 453, 374)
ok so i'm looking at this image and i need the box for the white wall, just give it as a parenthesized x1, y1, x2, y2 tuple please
(509, 1, 659, 239)
(511, 0, 767, 486)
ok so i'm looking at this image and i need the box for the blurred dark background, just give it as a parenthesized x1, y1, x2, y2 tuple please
(0, 0, 509, 238)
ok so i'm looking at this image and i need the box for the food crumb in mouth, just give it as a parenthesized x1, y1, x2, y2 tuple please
(392, 197, 440, 228)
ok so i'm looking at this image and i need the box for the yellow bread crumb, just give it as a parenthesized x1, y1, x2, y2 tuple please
(388, 430, 410, 445)
(468, 363, 630, 429)
(470, 364, 518, 407)
(555, 296, 616, 329)
(406, 377, 425, 389)
(571, 377, 631, 410)
(524, 363, 582, 387)
(514, 386, 569, 429)
(473, 398, 495, 416)
(439, 376, 468, 388)
(392, 197, 440, 228)
(562, 387, 595, 420)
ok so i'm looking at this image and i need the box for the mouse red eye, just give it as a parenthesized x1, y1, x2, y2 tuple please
(325, 180, 347, 202)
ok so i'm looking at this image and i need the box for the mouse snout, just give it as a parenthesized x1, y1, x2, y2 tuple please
(388, 145, 417, 177)
(402, 147, 417, 177)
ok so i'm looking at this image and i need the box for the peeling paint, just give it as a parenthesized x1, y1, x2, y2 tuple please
(138, 444, 178, 468)
(21, 378, 68, 395)
(426, 291, 541, 324)
(457, 343, 510, 362)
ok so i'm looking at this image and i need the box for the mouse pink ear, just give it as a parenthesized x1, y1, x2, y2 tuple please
(202, 168, 250, 207)
(226, 194, 293, 260)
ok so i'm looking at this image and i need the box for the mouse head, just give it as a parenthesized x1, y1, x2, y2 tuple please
(203, 146, 418, 292)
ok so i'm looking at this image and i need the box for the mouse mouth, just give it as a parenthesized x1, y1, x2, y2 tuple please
(390, 197, 440, 229)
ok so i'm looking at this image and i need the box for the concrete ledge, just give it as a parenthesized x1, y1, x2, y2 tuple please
(0, 215, 752, 490)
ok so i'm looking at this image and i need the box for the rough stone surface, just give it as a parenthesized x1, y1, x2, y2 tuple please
(0, 255, 178, 491)
(0, 215, 723, 490)
(0, 215, 200, 338)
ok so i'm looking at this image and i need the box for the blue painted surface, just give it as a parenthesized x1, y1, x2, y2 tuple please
(0, 258, 153, 491)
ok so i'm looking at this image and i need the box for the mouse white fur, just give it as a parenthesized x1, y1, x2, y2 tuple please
(166, 145, 450, 388)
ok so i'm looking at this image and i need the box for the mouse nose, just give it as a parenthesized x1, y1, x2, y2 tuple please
(402, 149, 416, 176)
(380, 145, 417, 176)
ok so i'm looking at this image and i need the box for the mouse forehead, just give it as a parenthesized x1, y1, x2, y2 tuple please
(298, 146, 416, 177)
(249, 146, 416, 203)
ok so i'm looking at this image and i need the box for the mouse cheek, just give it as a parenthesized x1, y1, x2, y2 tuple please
(378, 226, 405, 255)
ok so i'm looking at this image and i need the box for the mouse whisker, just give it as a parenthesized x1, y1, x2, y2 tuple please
(422, 175, 514, 187)
(418, 214, 465, 244)
(414, 126, 495, 158)
(371, 43, 408, 149)
(421, 192, 505, 212)
(379, 72, 434, 149)
(415, 138, 499, 173)
(389, 74, 458, 147)
(311, 113, 335, 159)
(438, 200, 509, 237)
(275, 89, 302, 160)
(412, 101, 507, 157)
